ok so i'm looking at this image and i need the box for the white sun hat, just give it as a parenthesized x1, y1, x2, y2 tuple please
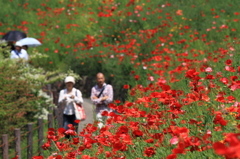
(64, 76, 75, 84)
(15, 41, 23, 47)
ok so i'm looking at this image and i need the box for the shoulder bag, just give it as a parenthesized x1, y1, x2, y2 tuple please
(74, 89, 86, 120)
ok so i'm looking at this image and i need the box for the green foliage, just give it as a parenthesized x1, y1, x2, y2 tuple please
(0, 59, 43, 136)
(0, 44, 80, 137)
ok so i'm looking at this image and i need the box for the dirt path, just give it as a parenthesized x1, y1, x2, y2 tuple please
(78, 98, 95, 133)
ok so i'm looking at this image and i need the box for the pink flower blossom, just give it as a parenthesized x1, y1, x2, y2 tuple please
(170, 136, 179, 145)
(148, 76, 154, 81)
(205, 67, 213, 72)
(207, 130, 211, 134)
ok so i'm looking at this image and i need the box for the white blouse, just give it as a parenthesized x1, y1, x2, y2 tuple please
(58, 88, 83, 115)
(10, 49, 29, 60)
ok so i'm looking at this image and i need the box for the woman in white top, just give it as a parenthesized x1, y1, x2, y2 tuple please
(58, 76, 83, 131)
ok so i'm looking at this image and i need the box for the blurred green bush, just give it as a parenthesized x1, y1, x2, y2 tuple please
(0, 43, 80, 137)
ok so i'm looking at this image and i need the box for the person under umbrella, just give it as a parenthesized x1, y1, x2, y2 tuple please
(7, 41, 15, 51)
(2, 30, 27, 52)
(19, 38, 42, 56)
(22, 45, 28, 51)
(10, 41, 29, 60)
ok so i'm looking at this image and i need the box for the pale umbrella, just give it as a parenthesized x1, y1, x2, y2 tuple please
(18, 37, 42, 47)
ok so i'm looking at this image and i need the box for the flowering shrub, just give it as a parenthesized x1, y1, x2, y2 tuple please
(0, 45, 80, 137)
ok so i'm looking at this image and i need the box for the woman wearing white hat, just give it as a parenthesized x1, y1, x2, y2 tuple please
(10, 41, 29, 60)
(58, 76, 84, 132)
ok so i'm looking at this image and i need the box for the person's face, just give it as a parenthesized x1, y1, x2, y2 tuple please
(22, 46, 27, 50)
(96, 75, 105, 86)
(66, 82, 74, 89)
(16, 46, 21, 51)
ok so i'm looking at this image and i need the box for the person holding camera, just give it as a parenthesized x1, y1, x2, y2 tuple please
(58, 76, 83, 131)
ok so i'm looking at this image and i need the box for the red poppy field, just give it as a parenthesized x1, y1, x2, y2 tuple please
(1, 0, 240, 158)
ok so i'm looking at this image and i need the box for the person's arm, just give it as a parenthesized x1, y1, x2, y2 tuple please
(58, 90, 67, 104)
(104, 85, 113, 105)
(22, 50, 28, 60)
(90, 87, 102, 105)
(74, 90, 83, 104)
(25, 51, 29, 61)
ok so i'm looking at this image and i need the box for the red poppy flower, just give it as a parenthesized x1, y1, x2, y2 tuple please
(56, 142, 65, 151)
(114, 100, 121, 103)
(32, 156, 44, 159)
(225, 59, 232, 65)
(42, 142, 51, 150)
(74, 120, 80, 124)
(123, 84, 130, 89)
(166, 154, 177, 159)
(172, 143, 185, 154)
(185, 69, 200, 80)
(144, 147, 156, 157)
(214, 113, 228, 126)
(230, 76, 238, 82)
(105, 151, 111, 158)
(227, 95, 235, 102)
(11, 155, 19, 159)
(213, 133, 240, 158)
(58, 127, 66, 134)
(65, 129, 77, 136)
(220, 77, 228, 85)
(134, 75, 140, 80)
(132, 130, 143, 137)
(145, 138, 154, 143)
(72, 137, 79, 144)
(113, 141, 127, 151)
(116, 126, 128, 135)
(225, 66, 236, 72)
(101, 110, 109, 116)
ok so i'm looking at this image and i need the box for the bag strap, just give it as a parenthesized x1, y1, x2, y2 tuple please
(75, 89, 78, 97)
(14, 50, 20, 57)
(97, 85, 106, 98)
